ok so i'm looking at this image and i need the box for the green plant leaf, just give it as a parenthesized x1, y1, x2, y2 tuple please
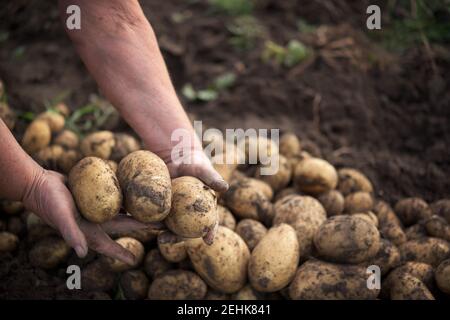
(197, 89, 218, 101)
(284, 40, 309, 67)
(182, 84, 197, 101)
(213, 72, 236, 90)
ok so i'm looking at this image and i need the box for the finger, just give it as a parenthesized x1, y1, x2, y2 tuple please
(80, 221, 136, 265)
(180, 163, 228, 193)
(101, 215, 165, 234)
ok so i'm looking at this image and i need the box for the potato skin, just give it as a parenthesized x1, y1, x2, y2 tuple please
(54, 130, 79, 149)
(69, 157, 122, 223)
(34, 145, 64, 171)
(390, 273, 434, 300)
(217, 205, 236, 230)
(294, 158, 338, 195)
(105, 237, 145, 272)
(0, 101, 16, 130)
(119, 270, 149, 300)
(279, 132, 301, 158)
(317, 190, 344, 216)
(274, 187, 298, 203)
(110, 133, 141, 162)
(157, 231, 187, 263)
(314, 215, 380, 264)
(289, 260, 379, 300)
(165, 176, 217, 239)
(0, 231, 19, 252)
(364, 239, 400, 276)
(337, 168, 373, 195)
(344, 191, 373, 214)
(249, 224, 299, 292)
(118, 150, 172, 223)
(383, 261, 435, 295)
(80, 131, 115, 159)
(374, 201, 407, 246)
(395, 198, 432, 226)
(148, 270, 207, 300)
(22, 119, 51, 154)
(435, 259, 450, 294)
(58, 149, 82, 174)
(144, 249, 173, 279)
(399, 237, 450, 267)
(36, 111, 65, 133)
(273, 195, 326, 257)
(82, 260, 117, 292)
(231, 285, 265, 300)
(254, 155, 292, 192)
(29, 237, 70, 269)
(185, 226, 250, 293)
(235, 219, 267, 251)
(424, 215, 450, 241)
(0, 200, 24, 215)
(431, 199, 450, 224)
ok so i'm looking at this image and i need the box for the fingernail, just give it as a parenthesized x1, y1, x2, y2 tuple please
(74, 245, 88, 258)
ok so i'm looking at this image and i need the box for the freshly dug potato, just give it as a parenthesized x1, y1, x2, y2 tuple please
(254, 155, 292, 192)
(36, 111, 65, 133)
(80, 131, 115, 159)
(34, 145, 64, 170)
(117, 150, 172, 223)
(351, 211, 378, 227)
(289, 259, 379, 300)
(105, 160, 118, 173)
(399, 237, 450, 267)
(53, 130, 79, 149)
(274, 187, 298, 202)
(273, 195, 327, 257)
(0, 200, 24, 215)
(374, 201, 407, 246)
(144, 249, 173, 279)
(58, 149, 82, 174)
(26, 212, 57, 241)
(317, 190, 344, 216)
(82, 260, 116, 292)
(390, 273, 434, 300)
(279, 132, 301, 158)
(431, 199, 450, 224)
(185, 226, 250, 293)
(113, 225, 160, 244)
(384, 261, 435, 293)
(110, 133, 141, 162)
(69, 157, 122, 223)
(235, 219, 267, 251)
(217, 205, 236, 230)
(405, 223, 427, 240)
(157, 231, 187, 263)
(29, 237, 70, 269)
(119, 270, 149, 300)
(394, 198, 432, 226)
(314, 215, 380, 264)
(0, 101, 16, 130)
(21, 119, 51, 154)
(435, 259, 450, 294)
(205, 290, 230, 300)
(54, 102, 71, 118)
(0, 231, 19, 252)
(105, 237, 145, 272)
(148, 270, 207, 300)
(249, 224, 299, 292)
(424, 215, 450, 241)
(344, 191, 373, 214)
(224, 178, 273, 223)
(364, 239, 400, 276)
(294, 158, 338, 195)
(165, 176, 217, 240)
(232, 285, 265, 300)
(240, 135, 279, 165)
(337, 168, 373, 195)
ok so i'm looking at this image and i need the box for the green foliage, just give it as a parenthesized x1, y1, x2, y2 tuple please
(18, 111, 35, 122)
(297, 19, 317, 34)
(227, 15, 266, 50)
(12, 46, 26, 60)
(208, 0, 253, 16)
(182, 72, 236, 102)
(262, 40, 311, 67)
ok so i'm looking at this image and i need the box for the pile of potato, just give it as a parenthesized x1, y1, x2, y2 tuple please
(1, 103, 450, 300)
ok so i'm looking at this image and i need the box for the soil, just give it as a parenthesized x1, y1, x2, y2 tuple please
(0, 0, 449, 299)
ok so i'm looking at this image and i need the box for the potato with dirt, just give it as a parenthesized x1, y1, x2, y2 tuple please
(117, 150, 172, 223)
(80, 130, 115, 159)
(232, 285, 265, 300)
(424, 215, 450, 241)
(21, 119, 52, 154)
(351, 211, 378, 227)
(0, 231, 19, 252)
(390, 273, 434, 300)
(279, 132, 301, 158)
(337, 168, 373, 195)
(36, 111, 65, 133)
(274, 187, 298, 202)
(58, 149, 82, 174)
(374, 200, 407, 246)
(399, 237, 450, 267)
(273, 195, 327, 257)
(317, 190, 344, 216)
(110, 133, 141, 162)
(235, 219, 267, 251)
(29, 236, 71, 269)
(431, 199, 450, 224)
(119, 270, 149, 300)
(144, 248, 173, 279)
(82, 260, 117, 292)
(105, 237, 145, 272)
(344, 191, 373, 214)
(383, 261, 435, 296)
(364, 239, 400, 276)
(165, 176, 217, 241)
(157, 231, 187, 263)
(0, 200, 24, 215)
(254, 155, 292, 192)
(249, 223, 299, 292)
(394, 198, 432, 226)
(217, 205, 236, 230)
(294, 157, 338, 195)
(289, 259, 379, 300)
(148, 270, 207, 300)
(185, 226, 250, 293)
(0, 102, 16, 130)
(54, 129, 79, 149)
(314, 215, 380, 264)
(435, 259, 450, 294)
(69, 157, 122, 223)
(34, 145, 64, 170)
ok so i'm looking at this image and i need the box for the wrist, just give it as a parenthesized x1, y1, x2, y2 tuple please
(21, 166, 47, 216)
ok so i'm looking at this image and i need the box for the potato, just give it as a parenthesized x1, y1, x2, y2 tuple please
(317, 190, 344, 216)
(21, 119, 51, 154)
(289, 259, 379, 300)
(384, 261, 435, 290)
(29, 237, 70, 269)
(144, 249, 173, 279)
(231, 285, 265, 300)
(148, 270, 207, 300)
(82, 260, 116, 292)
(53, 129, 79, 149)
(58, 149, 82, 174)
(0, 200, 24, 215)
(294, 158, 338, 195)
(344, 191, 373, 214)
(113, 225, 159, 244)
(394, 198, 432, 226)
(274, 187, 298, 202)
(435, 259, 450, 294)
(117, 150, 172, 223)
(405, 223, 427, 240)
(249, 224, 299, 292)
(0, 101, 16, 130)
(205, 290, 230, 300)
(80, 131, 115, 159)
(157, 231, 187, 263)
(235, 219, 267, 251)
(34, 145, 64, 170)
(105, 237, 145, 272)
(279, 132, 301, 158)
(424, 215, 450, 241)
(399, 237, 450, 267)
(337, 168, 373, 195)
(185, 226, 250, 293)
(36, 111, 65, 133)
(105, 160, 118, 173)
(254, 155, 292, 192)
(374, 201, 407, 246)
(364, 239, 400, 276)
(217, 205, 236, 230)
(351, 211, 378, 228)
(273, 195, 326, 257)
(224, 178, 273, 223)
(7, 216, 24, 235)
(69, 157, 122, 223)
(431, 199, 450, 224)
(240, 135, 279, 164)
(54, 102, 71, 118)
(119, 270, 149, 300)
(390, 273, 434, 300)
(0, 231, 19, 252)
(26, 212, 57, 241)
(110, 133, 141, 162)
(165, 176, 217, 240)
(314, 215, 380, 264)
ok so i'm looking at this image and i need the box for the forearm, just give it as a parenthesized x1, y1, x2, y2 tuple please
(59, 0, 200, 159)
(0, 119, 44, 201)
